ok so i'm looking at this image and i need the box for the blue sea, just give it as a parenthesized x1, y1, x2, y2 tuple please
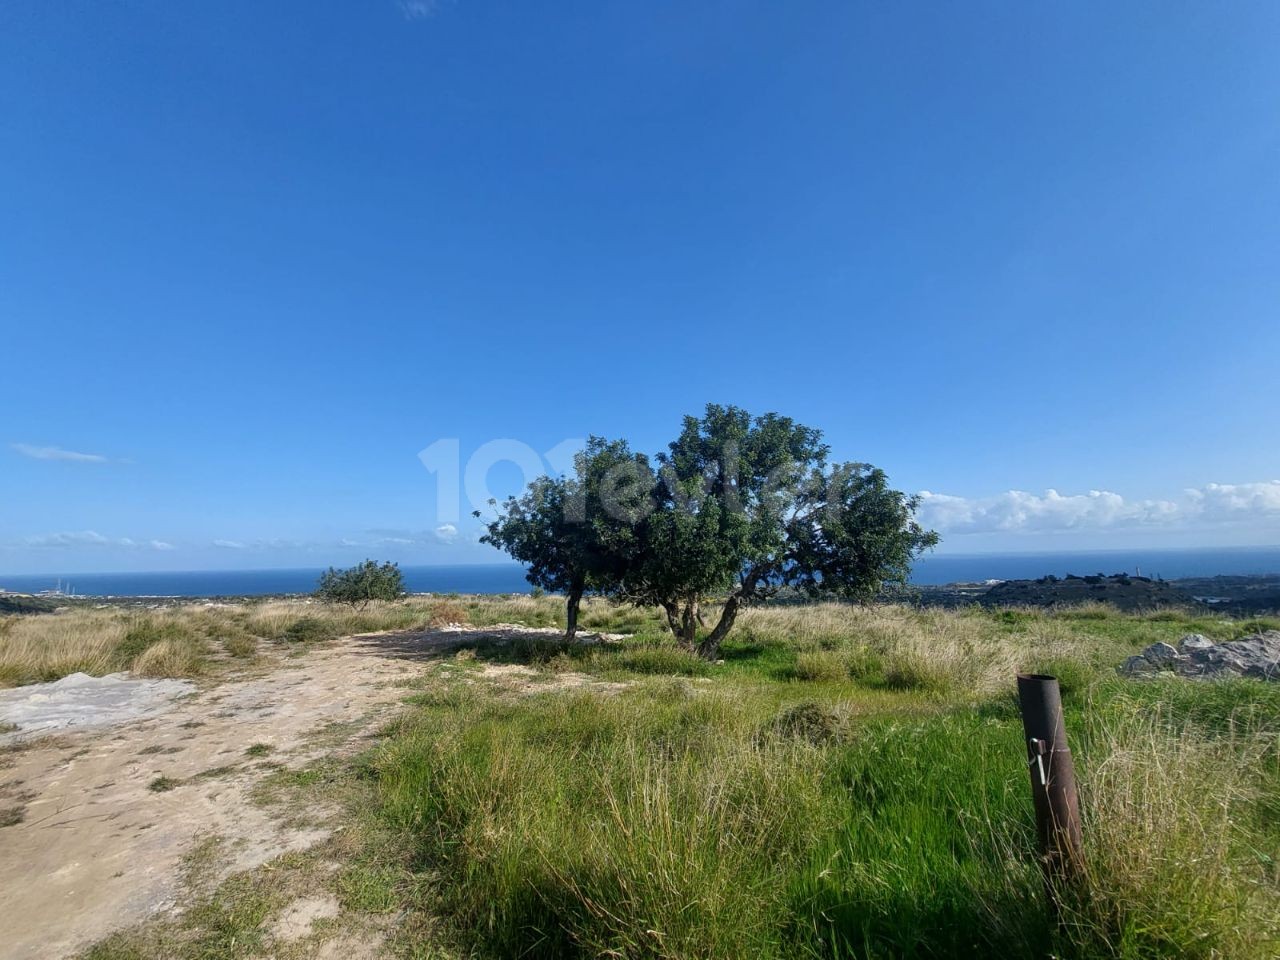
(3, 548, 1279, 598)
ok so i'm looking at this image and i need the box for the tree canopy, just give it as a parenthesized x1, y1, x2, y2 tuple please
(480, 405, 938, 656)
(316, 560, 406, 609)
(478, 437, 650, 639)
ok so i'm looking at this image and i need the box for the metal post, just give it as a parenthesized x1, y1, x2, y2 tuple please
(1016, 673, 1084, 909)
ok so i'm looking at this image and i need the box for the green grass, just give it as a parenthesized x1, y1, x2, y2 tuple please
(358, 602, 1280, 959)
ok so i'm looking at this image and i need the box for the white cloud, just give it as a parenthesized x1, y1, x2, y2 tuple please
(366, 526, 463, 547)
(12, 443, 110, 463)
(213, 539, 245, 549)
(1185, 481, 1280, 521)
(25, 530, 111, 547)
(22, 531, 172, 550)
(917, 481, 1280, 536)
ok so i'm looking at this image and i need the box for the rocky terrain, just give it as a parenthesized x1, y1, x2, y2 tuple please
(1121, 631, 1280, 681)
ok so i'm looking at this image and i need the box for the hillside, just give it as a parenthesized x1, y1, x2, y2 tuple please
(980, 574, 1194, 611)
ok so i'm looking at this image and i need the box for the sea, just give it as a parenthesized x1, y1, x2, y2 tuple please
(3, 547, 1280, 598)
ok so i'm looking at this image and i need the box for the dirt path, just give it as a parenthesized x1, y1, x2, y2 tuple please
(0, 629, 466, 960)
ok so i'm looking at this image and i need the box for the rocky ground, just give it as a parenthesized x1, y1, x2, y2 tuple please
(1121, 630, 1280, 681)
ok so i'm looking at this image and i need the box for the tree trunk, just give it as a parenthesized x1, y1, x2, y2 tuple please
(679, 601, 699, 650)
(698, 594, 741, 660)
(564, 582, 584, 641)
(662, 600, 683, 639)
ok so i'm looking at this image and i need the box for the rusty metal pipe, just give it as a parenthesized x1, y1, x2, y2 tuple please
(1016, 673, 1084, 909)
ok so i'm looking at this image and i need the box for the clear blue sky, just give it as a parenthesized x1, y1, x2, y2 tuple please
(3, 1, 1279, 574)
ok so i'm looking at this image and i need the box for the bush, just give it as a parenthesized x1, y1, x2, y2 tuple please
(281, 617, 339, 645)
(769, 700, 848, 743)
(316, 560, 406, 609)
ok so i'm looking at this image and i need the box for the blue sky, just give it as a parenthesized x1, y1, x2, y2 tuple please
(2, 1, 1279, 574)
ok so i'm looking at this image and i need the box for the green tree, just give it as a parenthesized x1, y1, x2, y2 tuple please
(618, 405, 938, 658)
(479, 437, 650, 639)
(316, 560, 406, 609)
(480, 406, 937, 658)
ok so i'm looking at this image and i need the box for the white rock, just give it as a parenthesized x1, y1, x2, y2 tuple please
(0, 673, 195, 740)
(1178, 634, 1215, 654)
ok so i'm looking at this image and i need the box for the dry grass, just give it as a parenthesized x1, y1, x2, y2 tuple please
(0, 594, 593, 689)
(738, 603, 1096, 697)
(0, 610, 131, 685)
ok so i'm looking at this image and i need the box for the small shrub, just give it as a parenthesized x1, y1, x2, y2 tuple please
(148, 776, 180, 792)
(769, 700, 848, 743)
(281, 617, 338, 645)
(245, 743, 272, 758)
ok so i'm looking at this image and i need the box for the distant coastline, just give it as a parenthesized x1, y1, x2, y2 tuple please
(3, 546, 1280, 599)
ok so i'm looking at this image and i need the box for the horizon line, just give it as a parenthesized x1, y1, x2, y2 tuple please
(4, 543, 1280, 581)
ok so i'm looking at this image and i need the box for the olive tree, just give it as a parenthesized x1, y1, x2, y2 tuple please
(480, 405, 938, 658)
(616, 405, 938, 658)
(478, 437, 649, 639)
